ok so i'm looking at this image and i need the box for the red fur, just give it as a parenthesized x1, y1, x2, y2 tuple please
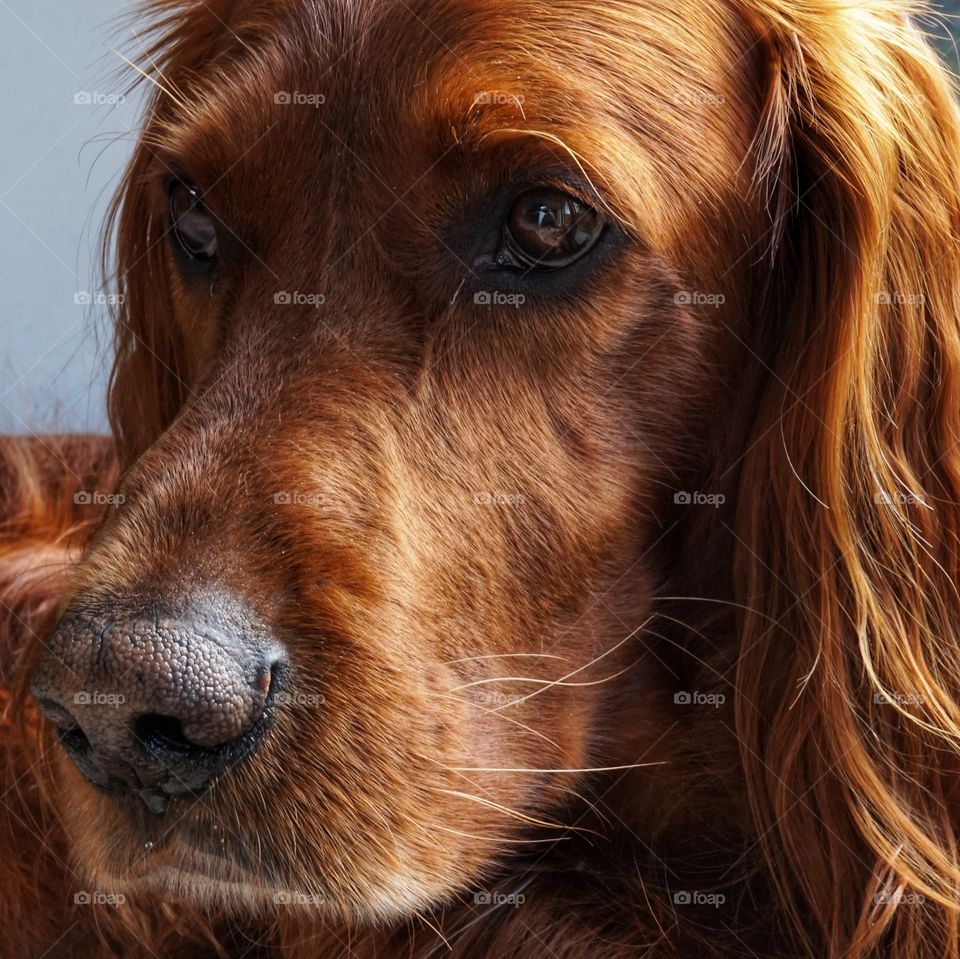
(4, 1, 960, 956)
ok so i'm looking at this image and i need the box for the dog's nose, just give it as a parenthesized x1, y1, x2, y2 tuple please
(31, 596, 285, 814)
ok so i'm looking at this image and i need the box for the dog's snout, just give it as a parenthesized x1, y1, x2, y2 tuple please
(31, 596, 285, 813)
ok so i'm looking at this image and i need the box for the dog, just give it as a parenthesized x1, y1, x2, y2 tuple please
(3, 0, 960, 955)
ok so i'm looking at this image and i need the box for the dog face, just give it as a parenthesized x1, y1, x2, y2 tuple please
(31, 0, 766, 919)
(20, 0, 960, 953)
(34, 0, 917, 930)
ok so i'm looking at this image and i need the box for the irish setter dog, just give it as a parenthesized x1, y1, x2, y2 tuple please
(3, 0, 960, 956)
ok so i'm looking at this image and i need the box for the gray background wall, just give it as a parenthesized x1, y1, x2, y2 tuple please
(1, 0, 141, 435)
(1, 2, 958, 437)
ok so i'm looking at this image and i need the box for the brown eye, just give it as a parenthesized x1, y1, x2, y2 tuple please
(504, 188, 604, 268)
(170, 182, 218, 261)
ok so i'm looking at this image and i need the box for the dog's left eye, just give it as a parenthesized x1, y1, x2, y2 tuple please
(169, 182, 218, 261)
(503, 189, 604, 269)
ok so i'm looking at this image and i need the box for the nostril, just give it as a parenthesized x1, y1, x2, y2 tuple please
(33, 603, 287, 809)
(60, 724, 92, 758)
(256, 663, 273, 698)
(135, 714, 198, 756)
(35, 697, 78, 733)
(34, 697, 94, 759)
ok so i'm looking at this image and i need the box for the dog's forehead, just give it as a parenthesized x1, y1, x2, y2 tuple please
(151, 0, 756, 260)
(303, 0, 748, 104)
(172, 0, 753, 130)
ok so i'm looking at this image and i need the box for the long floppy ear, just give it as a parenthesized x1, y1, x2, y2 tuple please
(105, 143, 187, 468)
(104, 0, 235, 468)
(734, 3, 960, 956)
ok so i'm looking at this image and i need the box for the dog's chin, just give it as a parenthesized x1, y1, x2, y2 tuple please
(58, 786, 319, 915)
(84, 832, 354, 919)
(97, 842, 440, 924)
(126, 857, 287, 914)
(72, 816, 284, 908)
(63, 785, 449, 924)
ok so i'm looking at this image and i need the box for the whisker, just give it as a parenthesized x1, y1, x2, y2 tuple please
(484, 615, 654, 708)
(437, 789, 576, 831)
(656, 594, 782, 625)
(494, 616, 652, 709)
(444, 762, 667, 774)
(452, 675, 562, 690)
(444, 766, 611, 832)
(432, 825, 565, 845)
(439, 694, 562, 750)
(443, 652, 566, 665)
(452, 659, 642, 700)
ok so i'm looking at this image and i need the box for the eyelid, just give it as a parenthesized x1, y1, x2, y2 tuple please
(168, 177, 206, 207)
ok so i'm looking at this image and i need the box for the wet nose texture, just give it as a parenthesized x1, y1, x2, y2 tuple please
(31, 596, 287, 815)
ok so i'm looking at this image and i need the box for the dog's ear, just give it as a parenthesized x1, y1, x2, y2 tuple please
(104, 1, 235, 467)
(106, 143, 187, 468)
(735, 3, 960, 955)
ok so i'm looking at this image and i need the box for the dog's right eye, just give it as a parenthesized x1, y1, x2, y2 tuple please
(169, 182, 218, 262)
(501, 188, 604, 269)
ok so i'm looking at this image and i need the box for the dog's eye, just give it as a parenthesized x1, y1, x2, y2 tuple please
(503, 189, 603, 269)
(169, 182, 218, 261)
